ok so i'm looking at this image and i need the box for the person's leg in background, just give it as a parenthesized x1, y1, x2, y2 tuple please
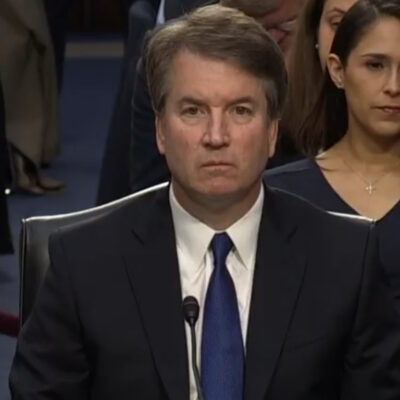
(0, 80, 13, 256)
(0, 79, 18, 337)
(0, 0, 62, 194)
(42, 0, 73, 92)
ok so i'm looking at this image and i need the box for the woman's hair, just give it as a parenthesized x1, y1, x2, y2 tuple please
(297, 0, 400, 156)
(283, 0, 325, 136)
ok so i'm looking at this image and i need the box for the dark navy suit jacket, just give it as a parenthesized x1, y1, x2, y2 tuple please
(10, 185, 400, 399)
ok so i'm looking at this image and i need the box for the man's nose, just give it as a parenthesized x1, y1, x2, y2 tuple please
(203, 111, 229, 147)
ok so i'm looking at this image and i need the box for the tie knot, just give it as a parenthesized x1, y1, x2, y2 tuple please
(211, 232, 233, 266)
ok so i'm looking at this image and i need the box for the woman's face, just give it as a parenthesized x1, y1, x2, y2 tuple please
(328, 17, 400, 141)
(317, 0, 358, 68)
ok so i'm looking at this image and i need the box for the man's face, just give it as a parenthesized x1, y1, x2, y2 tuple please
(156, 50, 278, 211)
(255, 0, 305, 56)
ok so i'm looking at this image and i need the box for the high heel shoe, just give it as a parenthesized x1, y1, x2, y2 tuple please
(12, 151, 44, 195)
(9, 146, 65, 195)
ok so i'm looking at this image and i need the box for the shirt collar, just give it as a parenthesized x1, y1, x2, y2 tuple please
(169, 187, 215, 271)
(169, 185, 265, 271)
(226, 186, 264, 269)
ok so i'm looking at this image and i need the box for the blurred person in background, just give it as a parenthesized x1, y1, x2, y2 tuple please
(42, 0, 73, 92)
(283, 0, 359, 138)
(223, 0, 303, 59)
(0, 78, 19, 338)
(42, 0, 137, 91)
(267, 0, 400, 308)
(0, 80, 13, 255)
(0, 0, 64, 195)
(120, 0, 146, 37)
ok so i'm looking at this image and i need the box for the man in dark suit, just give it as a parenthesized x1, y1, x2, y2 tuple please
(10, 5, 400, 399)
(97, 0, 303, 204)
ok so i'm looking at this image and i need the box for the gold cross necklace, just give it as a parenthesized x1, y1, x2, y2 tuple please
(340, 156, 400, 196)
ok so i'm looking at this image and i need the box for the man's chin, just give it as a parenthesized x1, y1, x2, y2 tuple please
(199, 180, 240, 197)
(195, 182, 253, 205)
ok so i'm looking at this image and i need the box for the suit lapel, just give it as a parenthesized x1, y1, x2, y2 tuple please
(122, 188, 189, 400)
(244, 187, 308, 400)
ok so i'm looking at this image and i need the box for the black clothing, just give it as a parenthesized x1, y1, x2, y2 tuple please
(10, 185, 400, 398)
(0, 81, 13, 254)
(43, 0, 72, 91)
(265, 158, 400, 308)
(96, 0, 159, 205)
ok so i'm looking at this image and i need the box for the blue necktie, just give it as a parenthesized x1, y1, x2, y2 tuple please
(201, 233, 244, 400)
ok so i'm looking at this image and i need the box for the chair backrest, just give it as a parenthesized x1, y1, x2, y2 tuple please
(19, 182, 168, 325)
(328, 211, 372, 222)
(20, 189, 371, 326)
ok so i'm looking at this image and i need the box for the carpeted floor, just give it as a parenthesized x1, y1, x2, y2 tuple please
(0, 52, 122, 399)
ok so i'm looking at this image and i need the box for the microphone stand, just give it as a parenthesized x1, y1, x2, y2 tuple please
(183, 296, 204, 400)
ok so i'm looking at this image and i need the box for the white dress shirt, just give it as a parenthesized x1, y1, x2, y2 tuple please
(169, 184, 264, 400)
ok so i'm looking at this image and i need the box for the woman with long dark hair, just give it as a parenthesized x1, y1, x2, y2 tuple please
(283, 0, 359, 136)
(267, 0, 400, 306)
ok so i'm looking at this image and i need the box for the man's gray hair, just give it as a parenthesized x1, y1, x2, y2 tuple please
(145, 4, 287, 120)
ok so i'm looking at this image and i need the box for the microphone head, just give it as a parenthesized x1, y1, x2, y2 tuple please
(183, 296, 200, 327)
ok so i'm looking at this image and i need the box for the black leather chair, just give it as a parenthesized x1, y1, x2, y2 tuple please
(19, 182, 168, 326)
(20, 186, 370, 328)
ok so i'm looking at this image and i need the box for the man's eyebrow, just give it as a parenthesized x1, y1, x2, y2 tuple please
(178, 97, 205, 106)
(227, 96, 257, 106)
(178, 96, 257, 106)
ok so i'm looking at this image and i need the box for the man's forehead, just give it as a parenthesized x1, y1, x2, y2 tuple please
(163, 51, 267, 102)
(169, 49, 250, 77)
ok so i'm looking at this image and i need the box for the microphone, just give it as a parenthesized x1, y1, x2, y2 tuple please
(183, 296, 204, 400)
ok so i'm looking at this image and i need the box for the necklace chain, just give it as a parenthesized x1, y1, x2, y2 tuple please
(340, 156, 400, 196)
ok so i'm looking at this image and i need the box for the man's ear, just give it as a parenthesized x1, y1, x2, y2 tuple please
(155, 113, 166, 155)
(267, 118, 279, 158)
(326, 54, 345, 89)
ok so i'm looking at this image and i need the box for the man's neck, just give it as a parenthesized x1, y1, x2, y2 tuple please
(171, 181, 263, 231)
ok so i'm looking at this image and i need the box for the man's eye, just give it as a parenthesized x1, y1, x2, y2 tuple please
(182, 106, 200, 116)
(366, 61, 384, 70)
(234, 106, 252, 116)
